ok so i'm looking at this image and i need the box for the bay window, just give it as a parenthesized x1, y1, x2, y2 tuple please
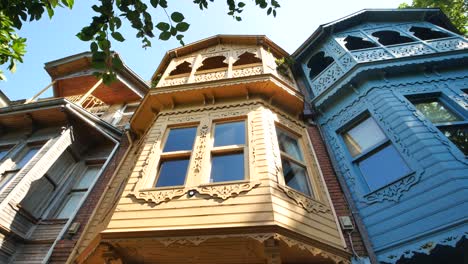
(409, 96, 467, 155)
(155, 126, 197, 187)
(210, 121, 246, 183)
(342, 116, 411, 191)
(276, 126, 313, 197)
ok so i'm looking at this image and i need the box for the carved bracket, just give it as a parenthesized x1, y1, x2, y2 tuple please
(278, 185, 331, 214)
(131, 188, 187, 205)
(197, 181, 261, 200)
(362, 172, 421, 204)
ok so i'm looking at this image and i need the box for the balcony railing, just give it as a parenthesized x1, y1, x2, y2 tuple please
(66, 94, 109, 115)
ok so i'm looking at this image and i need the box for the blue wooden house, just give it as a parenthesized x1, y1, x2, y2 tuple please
(292, 9, 467, 264)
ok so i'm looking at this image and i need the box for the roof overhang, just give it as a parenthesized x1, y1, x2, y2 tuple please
(131, 74, 304, 136)
(292, 8, 461, 61)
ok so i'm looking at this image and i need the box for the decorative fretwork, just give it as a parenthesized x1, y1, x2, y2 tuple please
(232, 66, 262, 78)
(135, 188, 187, 205)
(429, 38, 468, 52)
(387, 43, 434, 58)
(277, 185, 331, 214)
(193, 125, 209, 174)
(351, 48, 393, 63)
(311, 63, 344, 95)
(194, 70, 227, 82)
(197, 181, 261, 200)
(159, 76, 188, 87)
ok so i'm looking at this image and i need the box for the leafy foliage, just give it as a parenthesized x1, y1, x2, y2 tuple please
(399, 0, 467, 35)
(0, 0, 281, 85)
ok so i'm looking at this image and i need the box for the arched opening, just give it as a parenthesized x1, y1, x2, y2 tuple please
(410, 26, 451, 40)
(196, 56, 228, 71)
(233, 52, 262, 66)
(307, 51, 334, 80)
(372, 30, 415, 46)
(169, 61, 192, 76)
(344, 35, 377, 51)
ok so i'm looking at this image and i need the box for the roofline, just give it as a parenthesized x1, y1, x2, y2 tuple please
(44, 51, 150, 92)
(292, 8, 460, 60)
(0, 98, 122, 138)
(151, 34, 290, 82)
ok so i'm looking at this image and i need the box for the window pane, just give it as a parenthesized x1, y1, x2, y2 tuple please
(163, 127, 197, 152)
(214, 121, 245, 147)
(414, 99, 461, 123)
(343, 117, 387, 157)
(358, 145, 411, 191)
(276, 128, 303, 161)
(439, 125, 468, 155)
(281, 158, 312, 196)
(211, 153, 244, 182)
(75, 166, 102, 189)
(56, 191, 85, 219)
(155, 159, 189, 187)
(16, 146, 41, 168)
(0, 171, 17, 189)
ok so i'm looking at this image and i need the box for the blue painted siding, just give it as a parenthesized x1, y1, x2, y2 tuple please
(295, 19, 468, 263)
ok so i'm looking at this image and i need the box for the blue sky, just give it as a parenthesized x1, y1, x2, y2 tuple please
(1, 0, 406, 100)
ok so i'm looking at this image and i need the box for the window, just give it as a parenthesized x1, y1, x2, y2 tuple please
(0, 146, 12, 161)
(276, 127, 313, 197)
(0, 144, 42, 190)
(155, 126, 197, 187)
(343, 35, 377, 51)
(410, 97, 467, 155)
(342, 116, 411, 191)
(307, 51, 334, 80)
(169, 61, 192, 76)
(233, 52, 262, 66)
(55, 165, 102, 219)
(371, 30, 415, 46)
(210, 121, 246, 183)
(196, 56, 228, 71)
(409, 26, 451, 40)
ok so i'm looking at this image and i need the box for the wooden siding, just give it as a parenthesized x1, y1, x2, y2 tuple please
(95, 99, 345, 253)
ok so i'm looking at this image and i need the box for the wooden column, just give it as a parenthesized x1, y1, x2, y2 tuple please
(25, 81, 56, 103)
(264, 238, 282, 264)
(77, 78, 103, 105)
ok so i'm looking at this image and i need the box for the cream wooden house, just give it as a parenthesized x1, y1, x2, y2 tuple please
(74, 35, 351, 264)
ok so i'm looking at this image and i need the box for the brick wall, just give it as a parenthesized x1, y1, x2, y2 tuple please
(307, 125, 368, 257)
(49, 135, 130, 263)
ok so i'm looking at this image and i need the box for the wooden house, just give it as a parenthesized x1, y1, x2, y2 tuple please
(0, 52, 148, 263)
(72, 35, 355, 264)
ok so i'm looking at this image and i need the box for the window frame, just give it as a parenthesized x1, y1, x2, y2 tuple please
(53, 163, 103, 219)
(339, 113, 413, 193)
(207, 118, 248, 184)
(152, 124, 199, 189)
(407, 93, 468, 156)
(275, 124, 316, 198)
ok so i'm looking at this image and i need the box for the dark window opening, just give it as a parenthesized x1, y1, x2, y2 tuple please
(372, 30, 415, 46)
(197, 56, 228, 71)
(169, 61, 192, 76)
(344, 35, 377, 51)
(307, 51, 334, 80)
(233, 52, 262, 66)
(410, 26, 451, 40)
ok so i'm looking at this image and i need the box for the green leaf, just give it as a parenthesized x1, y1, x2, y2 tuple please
(235, 16, 241, 21)
(171, 12, 184, 22)
(176, 22, 189, 32)
(111, 32, 125, 42)
(170, 27, 177, 36)
(150, 0, 159, 8)
(238, 2, 245, 7)
(156, 22, 170, 31)
(159, 31, 171, 40)
(176, 34, 184, 40)
(90, 42, 98, 52)
(159, 0, 168, 8)
(267, 7, 272, 15)
(98, 39, 110, 50)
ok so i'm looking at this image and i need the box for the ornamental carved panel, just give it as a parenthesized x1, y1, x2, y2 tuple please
(194, 70, 227, 82)
(277, 185, 331, 214)
(197, 181, 261, 200)
(429, 38, 468, 52)
(387, 43, 434, 58)
(232, 66, 262, 78)
(351, 48, 393, 63)
(312, 63, 344, 95)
